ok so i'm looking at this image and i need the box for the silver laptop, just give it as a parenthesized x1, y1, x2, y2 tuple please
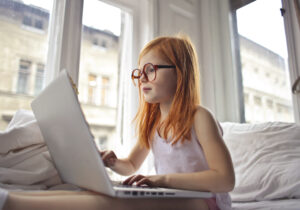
(31, 69, 212, 198)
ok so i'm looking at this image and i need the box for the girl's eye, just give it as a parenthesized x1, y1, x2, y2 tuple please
(145, 67, 155, 74)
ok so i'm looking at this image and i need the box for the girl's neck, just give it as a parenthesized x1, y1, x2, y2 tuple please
(158, 102, 174, 139)
(159, 102, 172, 121)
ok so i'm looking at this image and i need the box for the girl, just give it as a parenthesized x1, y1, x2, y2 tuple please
(101, 35, 235, 210)
(2, 35, 234, 210)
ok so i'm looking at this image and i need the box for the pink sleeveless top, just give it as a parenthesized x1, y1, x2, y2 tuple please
(151, 127, 232, 210)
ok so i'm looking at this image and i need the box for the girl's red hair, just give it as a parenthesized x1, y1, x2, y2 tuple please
(134, 35, 201, 148)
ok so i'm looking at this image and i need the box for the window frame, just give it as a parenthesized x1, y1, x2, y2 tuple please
(44, 0, 300, 129)
(281, 0, 300, 123)
(44, 0, 155, 155)
(230, 0, 300, 123)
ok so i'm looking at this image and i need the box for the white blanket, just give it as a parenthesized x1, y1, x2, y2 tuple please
(0, 110, 62, 190)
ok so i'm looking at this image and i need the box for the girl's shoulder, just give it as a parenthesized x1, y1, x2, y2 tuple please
(194, 105, 215, 121)
(194, 105, 223, 136)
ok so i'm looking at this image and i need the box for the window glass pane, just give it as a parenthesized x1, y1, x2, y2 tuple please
(237, 0, 294, 123)
(0, 0, 53, 129)
(78, 0, 125, 157)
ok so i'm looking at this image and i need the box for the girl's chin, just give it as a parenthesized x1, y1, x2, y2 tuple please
(144, 97, 158, 104)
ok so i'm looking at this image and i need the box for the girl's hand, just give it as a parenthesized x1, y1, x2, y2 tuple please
(100, 150, 117, 168)
(122, 174, 165, 187)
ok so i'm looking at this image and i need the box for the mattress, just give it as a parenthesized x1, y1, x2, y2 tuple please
(232, 199, 300, 210)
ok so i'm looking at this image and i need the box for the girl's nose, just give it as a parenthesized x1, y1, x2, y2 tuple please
(140, 73, 147, 83)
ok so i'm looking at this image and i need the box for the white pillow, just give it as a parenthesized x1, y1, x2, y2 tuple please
(221, 122, 300, 202)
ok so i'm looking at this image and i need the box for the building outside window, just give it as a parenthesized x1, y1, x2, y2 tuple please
(0, 0, 123, 139)
(236, 0, 294, 123)
(0, 0, 53, 129)
(78, 0, 122, 152)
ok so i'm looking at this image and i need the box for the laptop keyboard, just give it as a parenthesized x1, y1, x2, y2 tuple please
(112, 181, 155, 189)
(111, 181, 178, 197)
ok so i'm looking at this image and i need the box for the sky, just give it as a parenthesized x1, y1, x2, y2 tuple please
(22, 0, 121, 36)
(237, 0, 288, 58)
(82, 0, 121, 36)
(22, 0, 287, 57)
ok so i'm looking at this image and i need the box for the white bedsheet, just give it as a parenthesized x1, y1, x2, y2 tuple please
(232, 199, 300, 210)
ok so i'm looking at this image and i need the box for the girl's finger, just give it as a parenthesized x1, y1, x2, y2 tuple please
(122, 175, 135, 185)
(128, 175, 144, 185)
(102, 151, 113, 160)
(136, 178, 151, 186)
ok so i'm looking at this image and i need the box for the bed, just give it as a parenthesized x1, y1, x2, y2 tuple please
(221, 122, 300, 210)
(232, 199, 300, 210)
(1, 110, 300, 209)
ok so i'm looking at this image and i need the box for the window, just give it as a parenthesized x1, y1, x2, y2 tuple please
(23, 15, 44, 30)
(254, 96, 262, 106)
(267, 99, 273, 109)
(34, 64, 44, 95)
(78, 0, 123, 151)
(92, 38, 98, 46)
(277, 104, 283, 113)
(17, 60, 31, 94)
(34, 19, 43, 30)
(88, 74, 97, 104)
(236, 0, 294, 123)
(22, 16, 32, 26)
(101, 40, 107, 48)
(0, 0, 53, 129)
(101, 76, 109, 105)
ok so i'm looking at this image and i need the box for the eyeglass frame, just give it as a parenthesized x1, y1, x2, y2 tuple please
(131, 63, 176, 86)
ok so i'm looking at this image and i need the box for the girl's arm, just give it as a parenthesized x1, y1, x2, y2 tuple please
(102, 143, 149, 176)
(124, 106, 235, 193)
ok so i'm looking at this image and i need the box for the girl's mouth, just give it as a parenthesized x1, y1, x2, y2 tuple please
(142, 87, 152, 92)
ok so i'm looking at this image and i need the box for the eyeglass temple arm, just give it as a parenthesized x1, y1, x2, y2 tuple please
(156, 65, 176, 68)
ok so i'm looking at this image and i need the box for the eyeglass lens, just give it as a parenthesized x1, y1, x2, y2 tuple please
(144, 63, 155, 81)
(133, 63, 156, 82)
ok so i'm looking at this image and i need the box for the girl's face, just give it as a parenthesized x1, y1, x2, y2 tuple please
(139, 50, 177, 104)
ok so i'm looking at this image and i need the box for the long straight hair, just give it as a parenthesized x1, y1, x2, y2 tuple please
(134, 35, 201, 148)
